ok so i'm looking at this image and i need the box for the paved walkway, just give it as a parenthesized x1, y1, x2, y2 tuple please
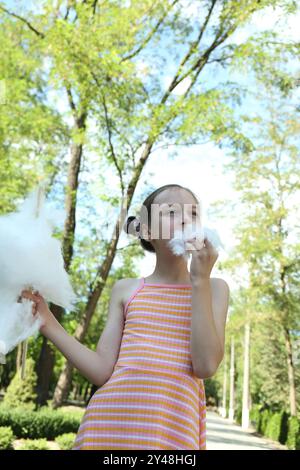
(206, 411, 288, 450)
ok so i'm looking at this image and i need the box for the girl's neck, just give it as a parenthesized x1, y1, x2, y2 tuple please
(149, 249, 190, 284)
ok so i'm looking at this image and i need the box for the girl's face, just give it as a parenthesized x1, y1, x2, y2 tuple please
(141, 188, 202, 250)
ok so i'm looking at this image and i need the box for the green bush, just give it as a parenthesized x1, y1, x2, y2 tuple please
(249, 404, 261, 430)
(278, 411, 289, 444)
(0, 426, 15, 450)
(18, 438, 49, 450)
(286, 416, 300, 450)
(265, 412, 283, 441)
(0, 405, 81, 439)
(55, 433, 76, 450)
(3, 358, 37, 411)
(259, 409, 270, 434)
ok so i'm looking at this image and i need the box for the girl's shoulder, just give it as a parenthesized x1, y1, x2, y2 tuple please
(114, 277, 142, 311)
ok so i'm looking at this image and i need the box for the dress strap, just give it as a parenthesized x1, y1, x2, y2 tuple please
(123, 277, 145, 319)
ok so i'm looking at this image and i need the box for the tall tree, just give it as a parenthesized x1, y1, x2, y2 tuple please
(222, 93, 300, 415)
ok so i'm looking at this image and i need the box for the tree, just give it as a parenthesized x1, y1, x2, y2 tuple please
(222, 92, 300, 415)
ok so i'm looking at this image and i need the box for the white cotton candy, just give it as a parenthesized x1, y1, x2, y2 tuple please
(0, 297, 43, 364)
(168, 225, 224, 259)
(0, 185, 77, 364)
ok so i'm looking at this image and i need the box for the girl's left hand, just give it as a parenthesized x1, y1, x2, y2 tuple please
(185, 236, 219, 282)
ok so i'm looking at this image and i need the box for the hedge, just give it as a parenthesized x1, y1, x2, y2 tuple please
(55, 433, 77, 450)
(18, 438, 50, 450)
(286, 416, 300, 450)
(0, 426, 15, 450)
(0, 405, 81, 440)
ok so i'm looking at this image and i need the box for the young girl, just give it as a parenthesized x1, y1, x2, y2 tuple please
(21, 183, 230, 450)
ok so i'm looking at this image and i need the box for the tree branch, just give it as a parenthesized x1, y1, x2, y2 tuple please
(101, 93, 125, 193)
(120, 0, 180, 62)
(160, 0, 218, 103)
(151, 139, 212, 154)
(0, 5, 45, 37)
(66, 87, 77, 116)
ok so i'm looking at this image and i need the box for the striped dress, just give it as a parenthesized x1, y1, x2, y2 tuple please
(73, 277, 206, 450)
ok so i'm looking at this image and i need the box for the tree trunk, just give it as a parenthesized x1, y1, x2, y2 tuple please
(36, 111, 87, 405)
(283, 327, 297, 416)
(52, 139, 154, 408)
(228, 336, 235, 422)
(242, 322, 250, 429)
(36, 336, 55, 404)
(16, 343, 23, 371)
(83, 382, 90, 403)
(220, 348, 227, 418)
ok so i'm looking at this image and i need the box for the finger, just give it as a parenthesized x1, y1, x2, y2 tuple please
(185, 241, 200, 253)
(203, 237, 214, 249)
(21, 291, 40, 303)
(186, 238, 204, 250)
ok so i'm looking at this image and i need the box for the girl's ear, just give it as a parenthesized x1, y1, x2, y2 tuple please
(126, 217, 140, 237)
(140, 222, 151, 241)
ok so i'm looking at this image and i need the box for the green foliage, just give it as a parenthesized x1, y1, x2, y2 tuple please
(250, 406, 290, 447)
(265, 411, 289, 444)
(249, 404, 262, 430)
(259, 409, 271, 434)
(286, 416, 300, 450)
(0, 405, 81, 439)
(18, 438, 49, 450)
(0, 426, 15, 450)
(3, 358, 37, 411)
(250, 319, 290, 410)
(204, 378, 221, 407)
(55, 432, 76, 450)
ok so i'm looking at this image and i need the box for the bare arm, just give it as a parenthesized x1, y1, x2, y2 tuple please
(21, 280, 125, 387)
(190, 278, 230, 379)
(43, 318, 112, 387)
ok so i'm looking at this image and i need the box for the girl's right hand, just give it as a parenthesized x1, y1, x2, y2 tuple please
(20, 289, 55, 333)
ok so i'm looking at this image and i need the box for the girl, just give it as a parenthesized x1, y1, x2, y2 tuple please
(21, 183, 230, 450)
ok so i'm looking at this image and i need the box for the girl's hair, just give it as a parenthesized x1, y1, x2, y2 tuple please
(123, 184, 199, 253)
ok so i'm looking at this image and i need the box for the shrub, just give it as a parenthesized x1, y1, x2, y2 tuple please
(0, 405, 81, 439)
(249, 404, 261, 430)
(265, 412, 283, 441)
(3, 358, 37, 411)
(55, 433, 76, 450)
(278, 411, 289, 444)
(259, 409, 270, 434)
(0, 426, 15, 450)
(286, 416, 300, 450)
(18, 438, 49, 450)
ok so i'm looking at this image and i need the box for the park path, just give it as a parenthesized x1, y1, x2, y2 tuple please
(206, 411, 288, 450)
